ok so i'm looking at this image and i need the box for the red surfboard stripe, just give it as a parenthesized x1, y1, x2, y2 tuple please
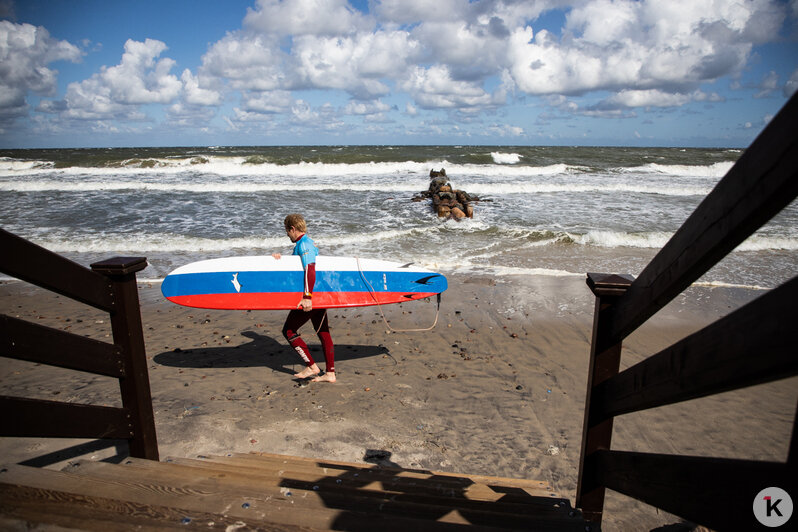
(165, 291, 437, 310)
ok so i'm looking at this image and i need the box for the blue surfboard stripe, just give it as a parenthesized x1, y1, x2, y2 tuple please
(162, 270, 447, 297)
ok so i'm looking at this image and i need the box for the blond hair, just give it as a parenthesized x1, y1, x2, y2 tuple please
(284, 213, 307, 232)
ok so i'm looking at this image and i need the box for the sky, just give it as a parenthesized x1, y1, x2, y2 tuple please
(1, 0, 797, 148)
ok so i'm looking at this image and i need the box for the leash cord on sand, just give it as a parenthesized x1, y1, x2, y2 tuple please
(356, 257, 441, 332)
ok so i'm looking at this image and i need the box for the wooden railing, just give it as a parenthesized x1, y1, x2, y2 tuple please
(576, 94, 798, 529)
(0, 228, 158, 460)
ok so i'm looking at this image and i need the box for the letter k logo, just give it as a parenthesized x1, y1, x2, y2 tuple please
(765, 496, 783, 517)
(754, 487, 792, 527)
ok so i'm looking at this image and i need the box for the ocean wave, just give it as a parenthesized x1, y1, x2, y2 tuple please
(460, 182, 710, 196)
(0, 179, 426, 193)
(735, 235, 798, 251)
(0, 157, 577, 180)
(572, 230, 674, 248)
(618, 161, 733, 178)
(27, 226, 434, 255)
(491, 152, 522, 164)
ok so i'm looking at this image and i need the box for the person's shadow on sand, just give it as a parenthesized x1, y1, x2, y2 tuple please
(153, 330, 392, 375)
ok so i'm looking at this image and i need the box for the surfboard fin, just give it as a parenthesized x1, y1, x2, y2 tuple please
(399, 262, 414, 268)
(414, 274, 439, 285)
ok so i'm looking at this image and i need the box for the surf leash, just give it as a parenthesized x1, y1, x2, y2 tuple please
(356, 257, 441, 332)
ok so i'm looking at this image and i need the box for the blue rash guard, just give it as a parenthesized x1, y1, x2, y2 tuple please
(292, 233, 318, 269)
(292, 234, 318, 298)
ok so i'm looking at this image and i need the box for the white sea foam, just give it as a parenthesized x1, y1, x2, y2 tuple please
(573, 230, 674, 248)
(491, 152, 522, 164)
(0, 158, 574, 180)
(0, 179, 426, 193)
(459, 182, 710, 196)
(619, 161, 733, 178)
(735, 235, 798, 251)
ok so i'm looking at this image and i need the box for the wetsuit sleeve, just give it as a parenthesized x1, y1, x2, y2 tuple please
(303, 263, 316, 299)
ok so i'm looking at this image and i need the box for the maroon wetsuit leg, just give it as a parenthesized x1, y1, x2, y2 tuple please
(282, 309, 315, 366)
(311, 310, 334, 373)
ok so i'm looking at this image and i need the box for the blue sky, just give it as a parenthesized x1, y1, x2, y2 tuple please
(1, 0, 796, 148)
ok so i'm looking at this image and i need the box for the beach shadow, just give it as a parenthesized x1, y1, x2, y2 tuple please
(277, 457, 584, 529)
(19, 439, 129, 467)
(152, 330, 392, 375)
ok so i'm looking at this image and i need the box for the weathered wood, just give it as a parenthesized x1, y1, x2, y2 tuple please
(0, 396, 131, 439)
(576, 273, 633, 524)
(0, 458, 590, 532)
(605, 93, 798, 346)
(226, 452, 558, 493)
(154, 456, 565, 513)
(0, 482, 311, 532)
(0, 228, 115, 312)
(591, 275, 798, 422)
(595, 450, 797, 531)
(92, 259, 159, 461)
(0, 314, 125, 377)
(65, 458, 577, 528)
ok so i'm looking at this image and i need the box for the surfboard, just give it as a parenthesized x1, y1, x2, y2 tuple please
(161, 255, 448, 310)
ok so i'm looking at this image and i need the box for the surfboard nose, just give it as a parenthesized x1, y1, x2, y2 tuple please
(414, 273, 447, 292)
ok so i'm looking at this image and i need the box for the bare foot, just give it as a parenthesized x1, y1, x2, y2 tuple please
(311, 372, 336, 383)
(294, 365, 320, 379)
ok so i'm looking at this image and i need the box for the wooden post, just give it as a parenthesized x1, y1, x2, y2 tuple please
(576, 272, 634, 524)
(91, 257, 159, 460)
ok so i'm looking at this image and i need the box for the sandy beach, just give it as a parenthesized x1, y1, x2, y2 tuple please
(1, 273, 796, 531)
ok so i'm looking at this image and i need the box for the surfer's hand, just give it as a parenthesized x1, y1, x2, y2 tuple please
(298, 299, 312, 312)
(272, 253, 282, 260)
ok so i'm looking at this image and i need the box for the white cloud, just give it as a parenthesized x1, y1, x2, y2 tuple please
(399, 65, 494, 109)
(181, 69, 222, 106)
(786, 68, 798, 97)
(292, 33, 410, 97)
(374, 0, 470, 24)
(344, 99, 391, 115)
(102, 39, 181, 104)
(7, 0, 792, 142)
(61, 38, 181, 120)
(508, 0, 786, 96)
(241, 90, 294, 114)
(200, 33, 289, 91)
(244, 0, 372, 36)
(754, 70, 780, 98)
(0, 21, 81, 119)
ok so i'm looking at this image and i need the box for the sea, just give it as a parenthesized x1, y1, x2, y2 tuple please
(1, 146, 796, 290)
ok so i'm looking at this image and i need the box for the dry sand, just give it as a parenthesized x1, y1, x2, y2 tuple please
(1, 273, 796, 531)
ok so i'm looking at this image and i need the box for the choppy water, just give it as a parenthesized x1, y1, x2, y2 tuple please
(1, 146, 796, 289)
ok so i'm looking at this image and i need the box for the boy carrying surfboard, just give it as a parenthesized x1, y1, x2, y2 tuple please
(273, 214, 336, 383)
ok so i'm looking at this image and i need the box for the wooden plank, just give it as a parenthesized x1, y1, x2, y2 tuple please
(0, 228, 114, 312)
(0, 314, 125, 377)
(153, 456, 575, 520)
(117, 456, 515, 507)
(224, 452, 558, 494)
(595, 450, 797, 531)
(591, 275, 798, 422)
(0, 396, 131, 439)
(604, 93, 798, 345)
(576, 278, 632, 523)
(92, 260, 158, 461)
(1, 462, 581, 532)
(0, 482, 310, 531)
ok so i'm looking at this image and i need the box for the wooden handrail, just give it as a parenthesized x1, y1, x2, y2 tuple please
(576, 92, 798, 527)
(0, 229, 158, 460)
(1, 228, 115, 312)
(601, 94, 798, 347)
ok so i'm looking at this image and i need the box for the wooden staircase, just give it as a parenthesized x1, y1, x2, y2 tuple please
(0, 452, 591, 531)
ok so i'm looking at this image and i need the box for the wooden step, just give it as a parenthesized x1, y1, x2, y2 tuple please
(0, 452, 592, 531)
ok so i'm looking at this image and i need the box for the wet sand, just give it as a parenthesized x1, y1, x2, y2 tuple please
(1, 274, 795, 531)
